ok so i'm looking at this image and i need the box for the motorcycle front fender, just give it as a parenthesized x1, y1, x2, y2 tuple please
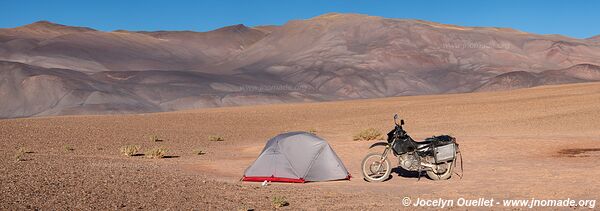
(369, 142, 389, 149)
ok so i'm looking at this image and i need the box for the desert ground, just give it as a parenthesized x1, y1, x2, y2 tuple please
(1, 82, 600, 210)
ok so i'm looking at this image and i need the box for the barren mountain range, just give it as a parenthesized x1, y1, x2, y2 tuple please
(2, 13, 600, 118)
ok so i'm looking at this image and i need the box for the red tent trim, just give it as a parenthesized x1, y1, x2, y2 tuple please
(242, 175, 306, 183)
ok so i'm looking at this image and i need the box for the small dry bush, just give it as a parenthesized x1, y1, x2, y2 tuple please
(194, 149, 206, 155)
(64, 145, 75, 151)
(145, 147, 167, 159)
(353, 128, 383, 141)
(208, 135, 225, 142)
(308, 128, 317, 135)
(15, 147, 32, 162)
(236, 205, 254, 211)
(19, 147, 33, 153)
(271, 196, 289, 208)
(119, 145, 141, 156)
(14, 153, 25, 161)
(149, 135, 161, 142)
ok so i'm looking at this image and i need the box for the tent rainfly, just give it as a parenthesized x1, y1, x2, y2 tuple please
(242, 132, 351, 183)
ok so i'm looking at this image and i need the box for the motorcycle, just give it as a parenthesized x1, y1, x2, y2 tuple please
(361, 114, 461, 182)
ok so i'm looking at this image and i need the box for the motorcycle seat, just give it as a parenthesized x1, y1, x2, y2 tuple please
(415, 140, 434, 149)
(416, 135, 455, 149)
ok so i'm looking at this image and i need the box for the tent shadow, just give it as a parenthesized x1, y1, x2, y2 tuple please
(129, 154, 179, 159)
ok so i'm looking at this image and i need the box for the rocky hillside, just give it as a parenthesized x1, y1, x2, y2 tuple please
(2, 13, 600, 118)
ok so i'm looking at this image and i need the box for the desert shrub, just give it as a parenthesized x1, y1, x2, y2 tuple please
(145, 147, 167, 159)
(119, 145, 141, 156)
(353, 128, 383, 141)
(64, 145, 75, 151)
(14, 147, 31, 162)
(149, 135, 161, 142)
(236, 205, 254, 211)
(15, 147, 34, 161)
(208, 135, 225, 142)
(308, 128, 317, 135)
(194, 149, 206, 155)
(271, 196, 289, 208)
(14, 152, 25, 161)
(18, 147, 33, 154)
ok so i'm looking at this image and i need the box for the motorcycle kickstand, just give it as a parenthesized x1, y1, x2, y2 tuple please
(417, 164, 422, 182)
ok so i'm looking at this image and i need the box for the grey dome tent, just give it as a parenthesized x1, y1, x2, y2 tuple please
(242, 132, 351, 183)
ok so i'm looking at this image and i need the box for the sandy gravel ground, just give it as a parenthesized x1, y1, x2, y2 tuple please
(2, 82, 600, 210)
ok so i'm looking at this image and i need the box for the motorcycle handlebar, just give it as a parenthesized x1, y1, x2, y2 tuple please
(393, 113, 404, 126)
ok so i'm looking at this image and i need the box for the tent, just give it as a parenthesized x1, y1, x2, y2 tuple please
(242, 132, 351, 183)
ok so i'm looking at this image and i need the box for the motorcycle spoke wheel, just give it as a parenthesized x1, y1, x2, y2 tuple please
(361, 153, 392, 182)
(426, 161, 454, 180)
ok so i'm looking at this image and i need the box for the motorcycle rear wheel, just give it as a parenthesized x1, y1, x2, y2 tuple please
(426, 161, 454, 180)
(361, 152, 392, 182)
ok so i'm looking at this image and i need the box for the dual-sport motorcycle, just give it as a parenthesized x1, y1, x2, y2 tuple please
(361, 114, 461, 182)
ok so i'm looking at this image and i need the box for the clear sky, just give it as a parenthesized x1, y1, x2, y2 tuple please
(1, 0, 598, 38)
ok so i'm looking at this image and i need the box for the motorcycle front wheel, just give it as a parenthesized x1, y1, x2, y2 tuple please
(361, 152, 391, 182)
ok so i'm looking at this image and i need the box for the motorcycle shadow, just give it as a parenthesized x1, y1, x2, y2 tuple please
(387, 167, 426, 181)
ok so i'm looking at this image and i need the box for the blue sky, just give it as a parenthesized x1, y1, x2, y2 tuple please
(1, 0, 598, 38)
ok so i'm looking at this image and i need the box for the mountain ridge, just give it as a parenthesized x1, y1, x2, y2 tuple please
(2, 13, 600, 118)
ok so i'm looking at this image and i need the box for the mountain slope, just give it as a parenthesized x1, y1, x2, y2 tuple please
(219, 13, 600, 97)
(0, 61, 160, 118)
(2, 13, 600, 118)
(476, 64, 600, 91)
(0, 22, 270, 72)
(0, 60, 322, 118)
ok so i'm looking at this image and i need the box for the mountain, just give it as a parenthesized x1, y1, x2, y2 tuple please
(476, 64, 600, 91)
(0, 60, 319, 118)
(0, 21, 269, 72)
(587, 35, 600, 41)
(2, 13, 600, 118)
(0, 21, 96, 39)
(225, 13, 600, 96)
